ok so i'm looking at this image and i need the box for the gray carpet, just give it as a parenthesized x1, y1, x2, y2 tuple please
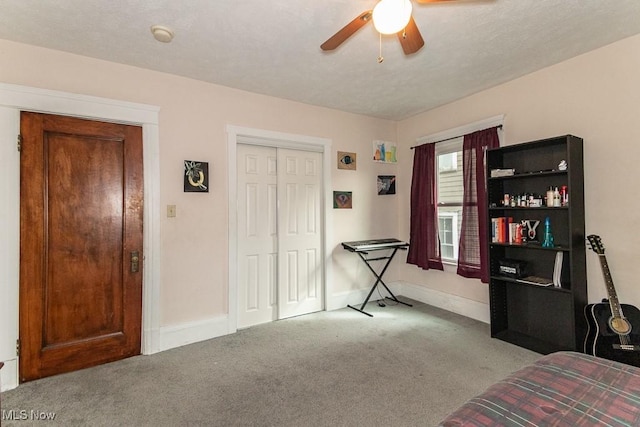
(1, 299, 540, 426)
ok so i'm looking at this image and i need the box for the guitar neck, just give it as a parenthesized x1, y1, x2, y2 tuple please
(598, 254, 624, 318)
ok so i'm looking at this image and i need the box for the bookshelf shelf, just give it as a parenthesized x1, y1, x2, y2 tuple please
(486, 135, 587, 354)
(489, 243, 571, 251)
(490, 276, 573, 293)
(492, 330, 564, 355)
(489, 207, 569, 211)
(489, 170, 568, 181)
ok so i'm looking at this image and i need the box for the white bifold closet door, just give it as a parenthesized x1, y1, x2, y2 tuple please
(237, 144, 323, 329)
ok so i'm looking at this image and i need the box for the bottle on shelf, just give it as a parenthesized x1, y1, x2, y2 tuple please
(561, 185, 568, 206)
(553, 187, 561, 207)
(542, 216, 554, 248)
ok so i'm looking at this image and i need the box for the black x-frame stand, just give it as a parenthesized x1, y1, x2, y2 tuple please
(342, 239, 412, 317)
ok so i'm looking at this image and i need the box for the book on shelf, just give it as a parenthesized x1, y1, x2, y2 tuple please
(491, 217, 518, 243)
(516, 276, 554, 287)
(490, 168, 515, 177)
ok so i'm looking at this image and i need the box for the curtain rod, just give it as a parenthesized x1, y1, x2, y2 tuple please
(410, 124, 502, 149)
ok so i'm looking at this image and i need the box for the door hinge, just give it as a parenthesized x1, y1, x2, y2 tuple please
(16, 339, 20, 357)
(17, 134, 22, 152)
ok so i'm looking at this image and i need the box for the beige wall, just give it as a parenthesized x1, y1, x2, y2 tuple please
(397, 33, 640, 309)
(2, 31, 639, 332)
(0, 39, 399, 327)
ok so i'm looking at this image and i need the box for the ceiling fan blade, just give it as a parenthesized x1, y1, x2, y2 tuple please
(320, 10, 373, 51)
(397, 16, 424, 55)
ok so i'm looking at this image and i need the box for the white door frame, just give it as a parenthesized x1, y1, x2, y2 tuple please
(227, 125, 332, 333)
(0, 83, 161, 391)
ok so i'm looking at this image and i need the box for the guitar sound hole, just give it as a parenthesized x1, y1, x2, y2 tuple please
(610, 318, 631, 335)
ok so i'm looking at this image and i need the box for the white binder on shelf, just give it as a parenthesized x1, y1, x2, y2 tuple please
(553, 251, 563, 287)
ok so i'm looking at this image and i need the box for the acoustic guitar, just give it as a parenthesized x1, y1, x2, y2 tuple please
(584, 234, 640, 367)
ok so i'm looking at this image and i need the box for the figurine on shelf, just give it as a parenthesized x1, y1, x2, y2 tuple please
(523, 219, 540, 241)
(542, 216, 554, 248)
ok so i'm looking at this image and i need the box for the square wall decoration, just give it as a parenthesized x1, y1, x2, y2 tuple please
(372, 140, 397, 163)
(333, 191, 352, 209)
(184, 160, 209, 192)
(377, 175, 396, 195)
(337, 151, 357, 170)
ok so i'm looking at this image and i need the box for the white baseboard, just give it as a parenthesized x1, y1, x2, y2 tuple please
(326, 288, 375, 311)
(1, 317, 230, 391)
(0, 358, 18, 391)
(158, 315, 229, 353)
(327, 281, 489, 324)
(158, 287, 382, 353)
(142, 327, 162, 355)
(394, 281, 490, 323)
(157, 286, 391, 353)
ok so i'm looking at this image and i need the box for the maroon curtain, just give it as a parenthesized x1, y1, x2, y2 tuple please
(407, 143, 444, 270)
(457, 127, 499, 282)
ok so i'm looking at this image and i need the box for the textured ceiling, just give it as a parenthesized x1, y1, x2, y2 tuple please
(1, 0, 640, 120)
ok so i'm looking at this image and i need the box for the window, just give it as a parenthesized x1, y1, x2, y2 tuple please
(438, 152, 457, 172)
(409, 117, 502, 279)
(438, 212, 459, 260)
(436, 138, 463, 263)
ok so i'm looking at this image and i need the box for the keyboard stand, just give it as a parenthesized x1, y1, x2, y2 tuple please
(342, 239, 412, 317)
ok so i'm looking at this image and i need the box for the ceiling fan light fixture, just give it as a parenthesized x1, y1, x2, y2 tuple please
(372, 0, 413, 35)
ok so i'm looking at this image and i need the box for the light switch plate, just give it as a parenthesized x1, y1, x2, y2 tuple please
(167, 205, 176, 218)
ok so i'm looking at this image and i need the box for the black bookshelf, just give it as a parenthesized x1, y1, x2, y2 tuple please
(486, 135, 587, 354)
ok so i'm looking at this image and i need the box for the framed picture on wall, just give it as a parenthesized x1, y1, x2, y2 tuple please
(377, 175, 396, 195)
(333, 191, 352, 209)
(184, 160, 209, 192)
(337, 151, 357, 170)
(372, 140, 397, 163)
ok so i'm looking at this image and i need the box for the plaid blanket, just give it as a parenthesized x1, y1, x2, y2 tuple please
(438, 351, 640, 427)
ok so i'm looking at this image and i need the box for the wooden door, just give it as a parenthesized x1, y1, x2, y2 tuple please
(19, 112, 143, 382)
(276, 148, 323, 319)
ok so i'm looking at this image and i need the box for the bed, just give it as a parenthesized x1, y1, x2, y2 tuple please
(438, 351, 640, 427)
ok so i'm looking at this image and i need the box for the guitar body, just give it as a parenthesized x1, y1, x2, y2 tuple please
(584, 301, 640, 367)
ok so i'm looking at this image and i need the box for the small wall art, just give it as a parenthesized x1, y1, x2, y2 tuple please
(184, 160, 209, 192)
(337, 151, 357, 170)
(372, 140, 397, 163)
(333, 191, 352, 209)
(377, 175, 396, 195)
